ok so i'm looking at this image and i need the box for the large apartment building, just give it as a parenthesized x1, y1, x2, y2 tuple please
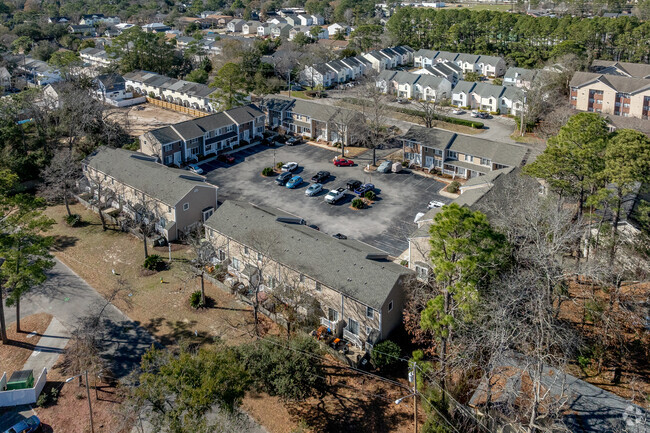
(569, 71, 650, 120)
(259, 95, 363, 145)
(204, 201, 413, 349)
(401, 126, 528, 179)
(140, 104, 265, 166)
(83, 147, 218, 241)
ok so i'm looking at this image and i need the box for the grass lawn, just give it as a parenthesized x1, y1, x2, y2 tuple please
(280, 90, 314, 100)
(45, 203, 263, 347)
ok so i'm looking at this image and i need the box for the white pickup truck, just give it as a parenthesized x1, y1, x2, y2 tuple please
(325, 187, 345, 204)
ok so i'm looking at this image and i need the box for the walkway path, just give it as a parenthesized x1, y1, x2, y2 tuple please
(22, 318, 70, 374)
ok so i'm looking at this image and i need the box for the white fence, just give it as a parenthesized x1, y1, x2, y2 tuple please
(0, 368, 48, 407)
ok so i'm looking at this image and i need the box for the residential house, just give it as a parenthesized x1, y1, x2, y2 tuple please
(401, 125, 528, 179)
(363, 51, 390, 72)
(296, 14, 313, 25)
(227, 19, 245, 33)
(327, 23, 350, 37)
(392, 71, 420, 98)
(299, 64, 333, 87)
(590, 60, 650, 79)
(204, 201, 414, 349)
(142, 23, 171, 33)
(68, 24, 96, 35)
(124, 70, 219, 111)
(79, 14, 104, 25)
(455, 53, 480, 74)
(451, 80, 477, 107)
(471, 82, 506, 112)
(115, 23, 135, 32)
(270, 23, 292, 38)
(413, 49, 439, 67)
(80, 47, 119, 68)
(14, 56, 61, 86)
(325, 60, 352, 83)
(199, 10, 217, 18)
(392, 45, 414, 64)
(434, 51, 459, 63)
(317, 39, 349, 51)
(500, 85, 524, 116)
(242, 21, 261, 35)
(0, 67, 11, 89)
(311, 14, 325, 25)
(83, 147, 218, 242)
(260, 95, 363, 145)
(268, 17, 287, 25)
(569, 71, 650, 120)
(503, 67, 536, 88)
(257, 23, 272, 37)
(93, 73, 131, 102)
(415, 74, 452, 101)
(283, 16, 298, 26)
(48, 16, 70, 24)
(469, 353, 650, 433)
(140, 104, 265, 166)
(414, 61, 462, 86)
(288, 26, 308, 40)
(476, 55, 506, 78)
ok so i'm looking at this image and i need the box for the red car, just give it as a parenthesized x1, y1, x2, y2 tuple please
(218, 154, 235, 164)
(333, 158, 354, 167)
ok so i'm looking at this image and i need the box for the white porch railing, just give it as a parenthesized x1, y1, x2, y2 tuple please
(343, 329, 363, 348)
(320, 317, 335, 329)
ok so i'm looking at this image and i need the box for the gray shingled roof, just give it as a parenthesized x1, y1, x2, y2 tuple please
(504, 67, 535, 81)
(150, 126, 182, 144)
(570, 71, 650, 94)
(472, 82, 506, 100)
(457, 53, 480, 64)
(204, 201, 412, 309)
(416, 74, 448, 90)
(84, 147, 216, 206)
(401, 126, 456, 150)
(591, 60, 650, 79)
(224, 104, 264, 124)
(453, 80, 477, 94)
(435, 51, 459, 62)
(449, 134, 528, 167)
(260, 95, 360, 125)
(477, 55, 503, 67)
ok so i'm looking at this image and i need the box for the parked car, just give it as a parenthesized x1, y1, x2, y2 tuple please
(308, 224, 320, 231)
(186, 163, 203, 174)
(3, 416, 41, 433)
(305, 183, 323, 196)
(281, 162, 298, 172)
(346, 179, 362, 191)
(377, 160, 392, 173)
(452, 109, 464, 115)
(332, 233, 347, 239)
(286, 175, 303, 188)
(397, 98, 409, 104)
(354, 183, 374, 196)
(333, 158, 354, 167)
(217, 154, 235, 164)
(470, 110, 479, 118)
(311, 170, 330, 183)
(275, 172, 292, 185)
(325, 187, 345, 204)
(428, 200, 445, 209)
(286, 136, 302, 146)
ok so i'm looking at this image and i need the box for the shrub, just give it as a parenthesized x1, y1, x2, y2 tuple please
(65, 213, 82, 227)
(123, 139, 140, 151)
(402, 160, 408, 167)
(447, 181, 460, 194)
(400, 259, 408, 266)
(371, 340, 401, 369)
(276, 161, 284, 169)
(37, 387, 59, 407)
(262, 167, 275, 176)
(189, 290, 205, 309)
(365, 191, 376, 200)
(351, 198, 364, 209)
(143, 254, 164, 271)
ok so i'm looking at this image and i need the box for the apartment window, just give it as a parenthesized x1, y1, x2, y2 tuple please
(315, 282, 322, 292)
(183, 203, 189, 211)
(266, 275, 277, 289)
(299, 274, 305, 283)
(217, 249, 226, 261)
(366, 326, 373, 336)
(415, 265, 428, 280)
(366, 307, 374, 319)
(464, 154, 472, 162)
(388, 300, 393, 312)
(480, 158, 490, 166)
(232, 257, 240, 271)
(244, 246, 250, 256)
(202, 207, 214, 222)
(347, 318, 359, 335)
(164, 155, 173, 165)
(448, 151, 458, 160)
(257, 252, 263, 262)
(163, 144, 172, 153)
(434, 149, 443, 156)
(328, 308, 338, 322)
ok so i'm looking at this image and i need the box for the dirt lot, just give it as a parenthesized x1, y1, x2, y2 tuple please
(0, 313, 52, 375)
(108, 104, 194, 137)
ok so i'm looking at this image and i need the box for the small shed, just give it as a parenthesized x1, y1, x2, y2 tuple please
(6, 370, 34, 390)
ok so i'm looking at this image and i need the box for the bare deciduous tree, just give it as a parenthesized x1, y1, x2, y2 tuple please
(39, 148, 81, 217)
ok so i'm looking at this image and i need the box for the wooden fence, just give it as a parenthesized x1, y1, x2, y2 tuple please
(145, 97, 209, 118)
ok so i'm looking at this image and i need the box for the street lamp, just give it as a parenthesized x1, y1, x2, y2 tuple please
(395, 393, 416, 405)
(66, 370, 95, 433)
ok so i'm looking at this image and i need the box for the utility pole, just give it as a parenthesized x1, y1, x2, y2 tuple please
(413, 361, 418, 433)
(520, 94, 527, 137)
(85, 370, 95, 433)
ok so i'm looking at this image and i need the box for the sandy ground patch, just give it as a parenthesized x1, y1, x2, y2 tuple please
(0, 313, 53, 375)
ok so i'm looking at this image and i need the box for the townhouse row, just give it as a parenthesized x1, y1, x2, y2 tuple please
(204, 200, 414, 350)
(83, 147, 219, 242)
(413, 49, 507, 78)
(123, 70, 221, 112)
(400, 125, 528, 179)
(377, 70, 452, 102)
(140, 104, 266, 166)
(298, 45, 414, 87)
(570, 61, 650, 120)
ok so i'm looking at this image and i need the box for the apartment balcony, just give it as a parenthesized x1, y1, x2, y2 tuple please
(320, 317, 336, 329)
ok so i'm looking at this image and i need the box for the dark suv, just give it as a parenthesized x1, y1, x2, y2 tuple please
(311, 171, 330, 183)
(346, 179, 362, 191)
(275, 172, 292, 185)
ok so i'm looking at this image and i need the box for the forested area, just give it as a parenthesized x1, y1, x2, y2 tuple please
(386, 9, 650, 67)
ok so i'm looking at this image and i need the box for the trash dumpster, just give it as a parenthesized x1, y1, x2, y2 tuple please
(6, 370, 34, 390)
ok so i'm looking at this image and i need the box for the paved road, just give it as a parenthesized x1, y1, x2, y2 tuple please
(6, 259, 155, 379)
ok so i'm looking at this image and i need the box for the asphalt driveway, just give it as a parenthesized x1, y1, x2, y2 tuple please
(202, 144, 448, 256)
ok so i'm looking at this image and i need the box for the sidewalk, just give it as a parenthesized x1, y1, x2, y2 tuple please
(22, 318, 70, 373)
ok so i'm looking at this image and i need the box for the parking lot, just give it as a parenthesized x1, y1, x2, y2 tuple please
(201, 143, 448, 256)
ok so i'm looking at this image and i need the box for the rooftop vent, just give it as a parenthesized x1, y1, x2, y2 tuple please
(276, 217, 305, 225)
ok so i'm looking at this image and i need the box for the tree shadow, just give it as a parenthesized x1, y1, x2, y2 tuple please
(140, 317, 213, 348)
(52, 235, 79, 250)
